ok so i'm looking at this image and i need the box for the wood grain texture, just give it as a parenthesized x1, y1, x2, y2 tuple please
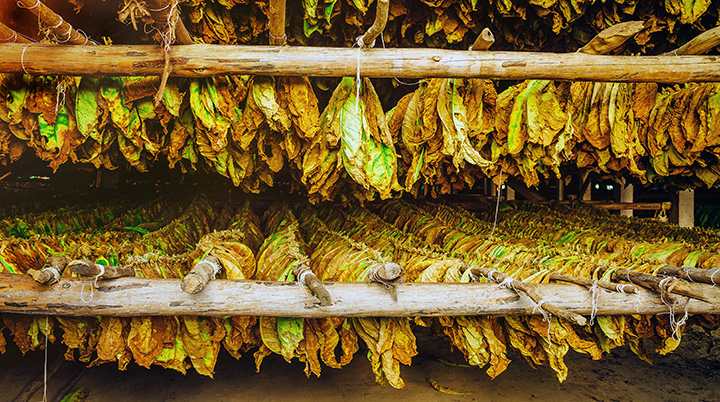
(0, 44, 719, 82)
(1, 273, 719, 318)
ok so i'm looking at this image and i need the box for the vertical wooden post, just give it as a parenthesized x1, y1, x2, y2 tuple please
(582, 181, 592, 201)
(557, 178, 565, 201)
(620, 184, 634, 217)
(678, 189, 695, 228)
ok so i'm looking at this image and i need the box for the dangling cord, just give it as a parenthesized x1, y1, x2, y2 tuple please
(43, 316, 49, 402)
(489, 175, 503, 238)
(379, 33, 419, 87)
(354, 36, 363, 114)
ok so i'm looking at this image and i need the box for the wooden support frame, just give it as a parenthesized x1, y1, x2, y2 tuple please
(0, 44, 719, 82)
(0, 273, 718, 318)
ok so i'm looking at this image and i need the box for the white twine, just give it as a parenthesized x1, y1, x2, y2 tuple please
(44, 266, 62, 284)
(17, 0, 41, 9)
(710, 269, 719, 287)
(55, 79, 68, 114)
(589, 280, 600, 325)
(615, 284, 631, 293)
(297, 269, 312, 285)
(20, 45, 31, 75)
(0, 31, 18, 43)
(486, 269, 498, 282)
(49, 18, 64, 30)
(498, 276, 514, 289)
(79, 264, 105, 304)
(43, 315, 48, 402)
(354, 37, 363, 114)
(379, 33, 419, 86)
(657, 276, 689, 340)
(669, 299, 690, 341)
(489, 181, 502, 238)
(199, 258, 222, 280)
(531, 299, 552, 340)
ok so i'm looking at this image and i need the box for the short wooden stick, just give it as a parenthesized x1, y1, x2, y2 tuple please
(471, 267, 587, 326)
(181, 255, 220, 294)
(27, 255, 69, 285)
(68, 259, 135, 280)
(549, 273, 638, 294)
(294, 264, 332, 306)
(656, 266, 720, 287)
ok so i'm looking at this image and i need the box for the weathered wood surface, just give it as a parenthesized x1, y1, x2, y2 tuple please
(1, 273, 719, 318)
(0, 44, 719, 82)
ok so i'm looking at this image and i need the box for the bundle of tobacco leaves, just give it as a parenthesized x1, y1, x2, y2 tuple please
(165, 0, 718, 52)
(1, 197, 720, 384)
(302, 77, 400, 202)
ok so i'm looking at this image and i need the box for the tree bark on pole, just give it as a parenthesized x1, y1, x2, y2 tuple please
(268, 0, 286, 46)
(1, 273, 719, 318)
(1, 44, 719, 82)
(0, 23, 31, 43)
(16, 0, 91, 45)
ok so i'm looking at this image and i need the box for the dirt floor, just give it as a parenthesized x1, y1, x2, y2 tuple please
(2, 337, 720, 402)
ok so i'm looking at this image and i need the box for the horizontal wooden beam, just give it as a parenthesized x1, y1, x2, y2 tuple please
(0, 273, 718, 317)
(582, 201, 672, 211)
(0, 44, 719, 82)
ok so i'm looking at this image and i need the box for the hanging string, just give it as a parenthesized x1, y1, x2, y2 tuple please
(354, 36, 363, 114)
(17, 0, 41, 9)
(79, 264, 105, 304)
(20, 45, 31, 75)
(589, 280, 600, 325)
(379, 33, 420, 87)
(43, 315, 48, 402)
(489, 181, 502, 238)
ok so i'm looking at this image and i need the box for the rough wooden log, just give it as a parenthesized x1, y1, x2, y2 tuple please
(68, 259, 135, 281)
(180, 255, 220, 294)
(610, 269, 719, 304)
(16, 0, 91, 45)
(1, 273, 718, 317)
(268, 0, 286, 46)
(665, 26, 720, 56)
(1, 44, 719, 82)
(549, 273, 638, 294)
(357, 0, 388, 47)
(470, 267, 587, 325)
(0, 23, 31, 43)
(657, 265, 720, 286)
(27, 255, 69, 285)
(583, 201, 672, 211)
(294, 264, 332, 306)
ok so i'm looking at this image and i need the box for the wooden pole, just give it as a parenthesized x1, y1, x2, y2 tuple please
(181, 256, 220, 294)
(657, 266, 720, 285)
(268, 0, 287, 46)
(1, 44, 719, 82)
(677, 189, 694, 228)
(610, 269, 719, 304)
(0, 23, 31, 44)
(549, 273, 638, 294)
(1, 273, 719, 317)
(16, 0, 92, 45)
(469, 267, 587, 325)
(664, 26, 720, 56)
(357, 0, 388, 47)
(620, 183, 634, 217)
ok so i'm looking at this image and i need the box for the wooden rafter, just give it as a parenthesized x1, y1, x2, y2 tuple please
(0, 273, 718, 317)
(0, 22, 31, 43)
(16, 0, 92, 45)
(0, 44, 719, 82)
